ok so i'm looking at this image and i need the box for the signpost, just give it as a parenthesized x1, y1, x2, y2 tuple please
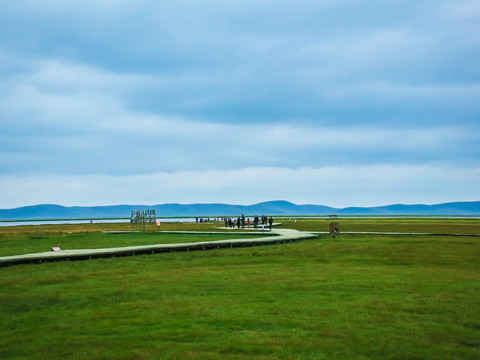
(329, 213, 340, 238)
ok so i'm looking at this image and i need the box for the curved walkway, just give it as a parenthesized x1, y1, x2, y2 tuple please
(0, 228, 317, 267)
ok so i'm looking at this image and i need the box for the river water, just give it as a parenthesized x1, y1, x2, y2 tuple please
(0, 218, 201, 227)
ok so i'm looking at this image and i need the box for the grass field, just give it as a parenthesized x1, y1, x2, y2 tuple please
(1, 218, 479, 359)
(0, 231, 256, 257)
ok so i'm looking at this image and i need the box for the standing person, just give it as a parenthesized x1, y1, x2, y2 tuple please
(269, 216, 273, 230)
(237, 216, 241, 229)
(247, 218, 250, 228)
(241, 214, 245, 229)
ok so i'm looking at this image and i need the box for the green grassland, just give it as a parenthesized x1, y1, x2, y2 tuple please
(0, 232, 253, 258)
(286, 217, 480, 234)
(1, 218, 479, 359)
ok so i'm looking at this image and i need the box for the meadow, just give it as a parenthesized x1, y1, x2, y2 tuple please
(0, 222, 255, 257)
(0, 218, 479, 359)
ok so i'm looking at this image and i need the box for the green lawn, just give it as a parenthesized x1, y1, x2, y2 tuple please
(0, 219, 479, 359)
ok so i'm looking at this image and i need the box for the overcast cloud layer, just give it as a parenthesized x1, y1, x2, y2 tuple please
(1, 0, 479, 208)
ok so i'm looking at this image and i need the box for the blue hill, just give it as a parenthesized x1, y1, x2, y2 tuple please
(0, 201, 479, 220)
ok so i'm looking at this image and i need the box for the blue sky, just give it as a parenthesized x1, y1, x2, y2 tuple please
(1, 0, 479, 208)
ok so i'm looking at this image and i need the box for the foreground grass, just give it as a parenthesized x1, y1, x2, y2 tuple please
(1, 219, 479, 359)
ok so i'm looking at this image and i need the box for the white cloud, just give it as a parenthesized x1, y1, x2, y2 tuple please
(444, 0, 480, 21)
(1, 164, 479, 208)
(327, 81, 480, 100)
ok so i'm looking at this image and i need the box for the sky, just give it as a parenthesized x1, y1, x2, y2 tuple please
(1, 0, 479, 209)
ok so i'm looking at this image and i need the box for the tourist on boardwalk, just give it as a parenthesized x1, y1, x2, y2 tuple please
(241, 214, 245, 229)
(269, 216, 273, 230)
(237, 216, 241, 229)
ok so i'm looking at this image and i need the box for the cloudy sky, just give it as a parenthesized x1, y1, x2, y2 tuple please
(1, 0, 479, 208)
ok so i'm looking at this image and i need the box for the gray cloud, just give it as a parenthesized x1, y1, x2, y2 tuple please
(0, 1, 479, 207)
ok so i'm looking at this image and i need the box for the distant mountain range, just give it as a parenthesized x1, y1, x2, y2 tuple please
(1, 201, 480, 220)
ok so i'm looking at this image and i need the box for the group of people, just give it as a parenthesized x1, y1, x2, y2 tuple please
(224, 216, 242, 228)
(223, 214, 274, 230)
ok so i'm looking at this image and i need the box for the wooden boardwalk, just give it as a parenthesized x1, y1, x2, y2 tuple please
(0, 229, 317, 267)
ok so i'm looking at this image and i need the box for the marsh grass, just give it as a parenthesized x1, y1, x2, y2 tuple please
(285, 217, 480, 234)
(0, 231, 251, 257)
(0, 218, 479, 359)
